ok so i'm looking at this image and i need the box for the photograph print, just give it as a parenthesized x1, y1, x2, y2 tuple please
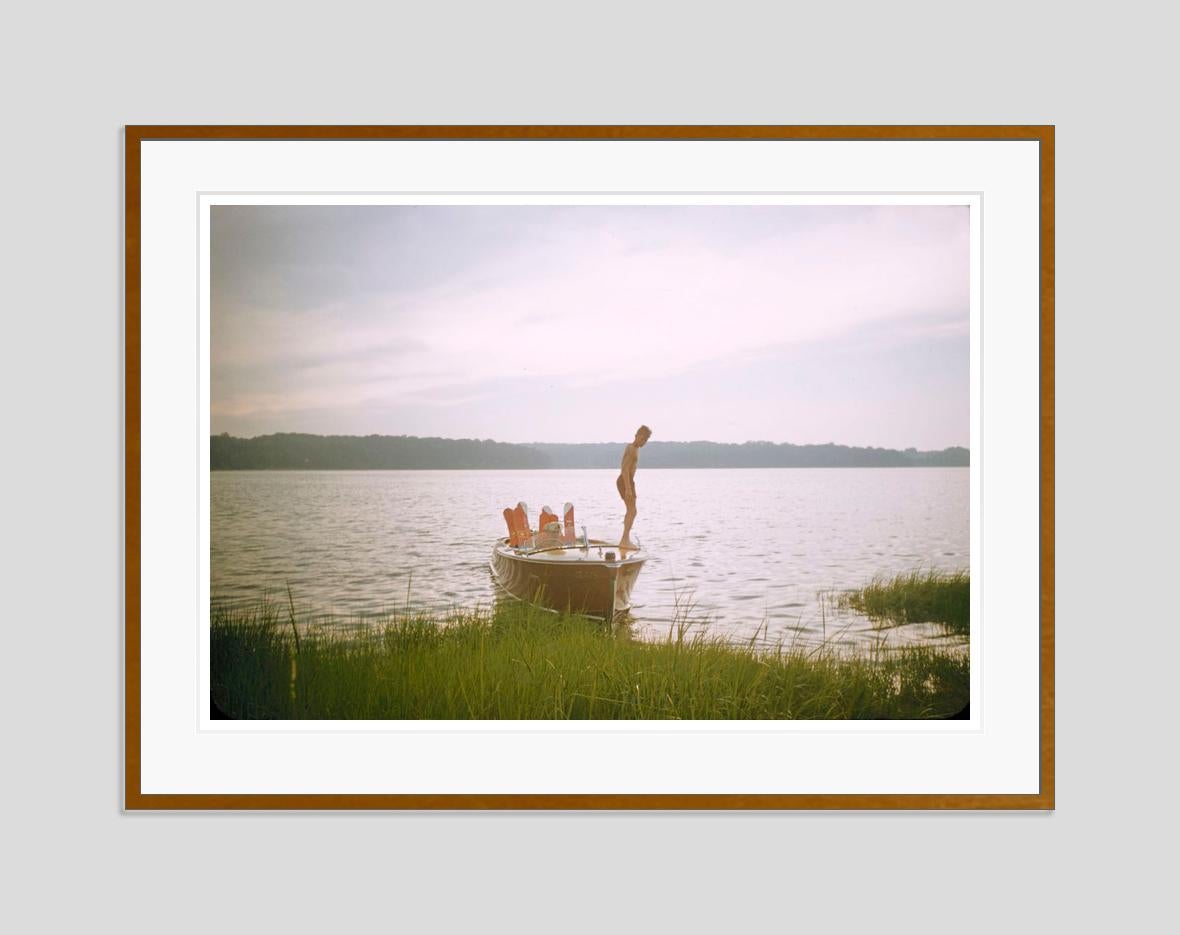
(209, 202, 971, 721)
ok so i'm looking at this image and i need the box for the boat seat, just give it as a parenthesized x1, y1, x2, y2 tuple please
(536, 505, 562, 548)
(563, 502, 576, 544)
(503, 508, 523, 545)
(513, 502, 533, 546)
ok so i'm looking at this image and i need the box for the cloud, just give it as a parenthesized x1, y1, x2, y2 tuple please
(211, 205, 969, 445)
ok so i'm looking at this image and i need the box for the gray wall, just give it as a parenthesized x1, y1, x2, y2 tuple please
(4, 1, 1173, 931)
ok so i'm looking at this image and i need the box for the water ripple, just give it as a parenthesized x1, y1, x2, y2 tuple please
(211, 467, 969, 651)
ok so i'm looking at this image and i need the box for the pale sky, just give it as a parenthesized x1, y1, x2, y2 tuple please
(211, 205, 969, 449)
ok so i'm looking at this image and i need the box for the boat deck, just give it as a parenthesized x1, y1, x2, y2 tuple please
(493, 539, 646, 564)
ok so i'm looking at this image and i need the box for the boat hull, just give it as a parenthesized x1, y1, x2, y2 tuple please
(490, 539, 645, 619)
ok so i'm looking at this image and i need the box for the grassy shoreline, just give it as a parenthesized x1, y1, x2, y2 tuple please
(212, 572, 969, 720)
(839, 569, 969, 636)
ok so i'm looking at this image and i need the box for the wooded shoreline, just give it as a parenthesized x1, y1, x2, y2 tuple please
(212, 432, 969, 471)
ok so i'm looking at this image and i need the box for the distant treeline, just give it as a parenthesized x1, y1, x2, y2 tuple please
(211, 433, 969, 470)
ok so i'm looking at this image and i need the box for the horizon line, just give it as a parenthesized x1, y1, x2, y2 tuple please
(212, 431, 968, 452)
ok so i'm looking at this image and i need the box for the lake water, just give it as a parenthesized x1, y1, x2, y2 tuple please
(211, 468, 968, 651)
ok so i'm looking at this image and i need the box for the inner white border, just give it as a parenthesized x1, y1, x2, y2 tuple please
(140, 139, 1039, 794)
(196, 190, 983, 735)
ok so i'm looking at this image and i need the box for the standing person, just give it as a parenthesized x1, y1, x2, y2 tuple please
(617, 425, 652, 549)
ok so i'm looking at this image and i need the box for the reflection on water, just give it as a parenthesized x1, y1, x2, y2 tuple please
(212, 468, 968, 651)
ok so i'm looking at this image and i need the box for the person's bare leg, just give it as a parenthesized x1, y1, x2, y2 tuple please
(621, 499, 637, 549)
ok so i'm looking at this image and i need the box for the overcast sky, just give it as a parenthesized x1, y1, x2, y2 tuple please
(211, 204, 969, 449)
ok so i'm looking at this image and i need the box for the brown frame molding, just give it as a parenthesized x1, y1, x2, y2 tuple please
(124, 125, 1054, 810)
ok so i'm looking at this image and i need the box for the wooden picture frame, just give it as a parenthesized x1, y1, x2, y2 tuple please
(125, 125, 1053, 809)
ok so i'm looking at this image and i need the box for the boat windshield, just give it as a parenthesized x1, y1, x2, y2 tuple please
(511, 529, 640, 555)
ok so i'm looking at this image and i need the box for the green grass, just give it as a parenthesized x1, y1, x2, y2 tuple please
(838, 569, 970, 635)
(211, 596, 968, 720)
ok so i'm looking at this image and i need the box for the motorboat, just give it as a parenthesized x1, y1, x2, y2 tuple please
(490, 501, 646, 620)
(489, 536, 646, 621)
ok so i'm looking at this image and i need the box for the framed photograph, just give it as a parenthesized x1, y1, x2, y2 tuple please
(125, 125, 1053, 809)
